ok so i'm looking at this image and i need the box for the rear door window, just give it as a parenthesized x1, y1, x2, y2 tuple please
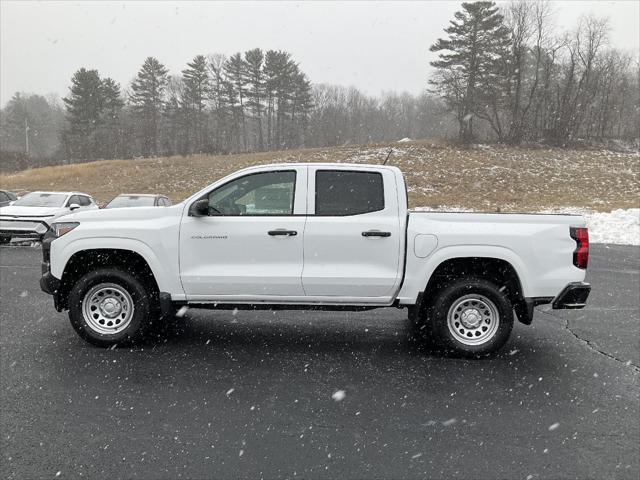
(315, 171, 384, 215)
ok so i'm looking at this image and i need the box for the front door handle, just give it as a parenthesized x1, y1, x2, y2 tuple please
(362, 230, 391, 237)
(268, 229, 298, 236)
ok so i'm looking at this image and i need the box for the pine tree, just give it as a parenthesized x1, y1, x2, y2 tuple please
(244, 48, 265, 150)
(224, 53, 248, 150)
(429, 1, 510, 143)
(62, 68, 104, 159)
(1, 93, 64, 163)
(130, 57, 169, 156)
(99, 78, 124, 159)
(263, 50, 295, 149)
(181, 55, 210, 153)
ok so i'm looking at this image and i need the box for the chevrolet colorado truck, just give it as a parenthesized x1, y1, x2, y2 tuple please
(40, 163, 591, 356)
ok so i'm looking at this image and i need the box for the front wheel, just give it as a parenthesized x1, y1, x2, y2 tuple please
(413, 277, 514, 357)
(0, 236, 11, 245)
(68, 268, 157, 347)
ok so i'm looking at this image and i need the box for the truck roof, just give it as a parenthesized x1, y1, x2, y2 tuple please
(246, 162, 401, 170)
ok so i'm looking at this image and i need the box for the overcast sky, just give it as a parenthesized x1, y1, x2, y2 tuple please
(1, 0, 638, 105)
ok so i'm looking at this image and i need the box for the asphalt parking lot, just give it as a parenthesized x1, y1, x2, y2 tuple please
(1, 243, 638, 479)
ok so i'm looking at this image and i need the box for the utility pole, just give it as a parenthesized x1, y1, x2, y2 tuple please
(24, 117, 30, 156)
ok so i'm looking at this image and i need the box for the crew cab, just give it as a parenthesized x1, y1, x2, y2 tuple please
(39, 164, 591, 356)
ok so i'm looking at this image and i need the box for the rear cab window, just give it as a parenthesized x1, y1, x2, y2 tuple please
(314, 170, 384, 215)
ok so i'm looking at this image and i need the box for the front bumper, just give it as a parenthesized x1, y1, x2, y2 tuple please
(40, 261, 64, 311)
(40, 267, 60, 295)
(552, 282, 591, 309)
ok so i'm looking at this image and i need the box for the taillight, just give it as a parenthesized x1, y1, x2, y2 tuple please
(570, 227, 589, 269)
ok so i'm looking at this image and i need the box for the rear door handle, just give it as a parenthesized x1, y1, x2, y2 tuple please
(362, 230, 391, 237)
(268, 229, 298, 236)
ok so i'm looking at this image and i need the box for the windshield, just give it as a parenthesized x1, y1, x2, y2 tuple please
(106, 195, 156, 208)
(13, 192, 67, 207)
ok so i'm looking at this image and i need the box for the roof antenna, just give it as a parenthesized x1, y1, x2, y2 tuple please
(382, 148, 393, 165)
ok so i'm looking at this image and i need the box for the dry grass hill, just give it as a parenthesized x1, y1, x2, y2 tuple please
(1, 141, 638, 212)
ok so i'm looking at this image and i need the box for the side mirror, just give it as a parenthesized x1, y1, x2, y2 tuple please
(189, 199, 210, 217)
(69, 203, 80, 211)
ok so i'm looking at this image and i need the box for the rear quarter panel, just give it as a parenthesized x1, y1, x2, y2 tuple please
(397, 212, 587, 303)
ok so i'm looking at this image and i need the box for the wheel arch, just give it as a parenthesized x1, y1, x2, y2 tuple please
(422, 256, 525, 307)
(56, 247, 162, 311)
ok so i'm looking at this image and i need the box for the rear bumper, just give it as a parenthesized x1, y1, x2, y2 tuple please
(552, 282, 591, 309)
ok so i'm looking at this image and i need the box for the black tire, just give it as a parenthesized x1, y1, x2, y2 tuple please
(0, 236, 11, 245)
(68, 268, 158, 347)
(412, 277, 513, 358)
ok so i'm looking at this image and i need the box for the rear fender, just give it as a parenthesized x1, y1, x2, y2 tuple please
(398, 245, 531, 304)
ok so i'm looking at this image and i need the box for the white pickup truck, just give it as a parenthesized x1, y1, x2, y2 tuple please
(40, 163, 591, 356)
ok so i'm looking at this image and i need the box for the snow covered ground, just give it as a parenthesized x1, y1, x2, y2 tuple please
(573, 208, 639, 245)
(413, 207, 640, 245)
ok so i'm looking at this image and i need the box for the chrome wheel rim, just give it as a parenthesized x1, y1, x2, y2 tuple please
(447, 294, 499, 346)
(82, 283, 134, 335)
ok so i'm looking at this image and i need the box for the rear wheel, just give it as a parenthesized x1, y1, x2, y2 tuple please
(411, 277, 514, 357)
(68, 268, 157, 347)
(0, 236, 10, 245)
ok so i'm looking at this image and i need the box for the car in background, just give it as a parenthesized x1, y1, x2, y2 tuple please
(0, 190, 18, 207)
(103, 193, 172, 209)
(0, 191, 98, 243)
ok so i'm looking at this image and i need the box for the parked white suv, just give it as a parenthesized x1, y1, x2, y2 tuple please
(40, 164, 590, 356)
(0, 191, 97, 243)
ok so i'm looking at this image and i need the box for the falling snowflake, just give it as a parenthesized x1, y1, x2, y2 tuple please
(331, 390, 346, 402)
(548, 422, 560, 431)
(176, 306, 188, 317)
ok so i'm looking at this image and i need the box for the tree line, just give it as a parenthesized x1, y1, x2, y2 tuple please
(1, 1, 638, 171)
(429, 0, 639, 145)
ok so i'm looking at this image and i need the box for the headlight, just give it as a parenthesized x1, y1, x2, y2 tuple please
(51, 222, 80, 237)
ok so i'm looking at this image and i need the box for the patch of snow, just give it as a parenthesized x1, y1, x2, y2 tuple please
(397, 137, 412, 143)
(582, 208, 639, 245)
(542, 208, 639, 245)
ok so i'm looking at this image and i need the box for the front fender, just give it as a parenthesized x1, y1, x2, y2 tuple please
(51, 236, 179, 295)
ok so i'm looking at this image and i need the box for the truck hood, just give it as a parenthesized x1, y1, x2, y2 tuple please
(57, 204, 183, 223)
(0, 205, 65, 218)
